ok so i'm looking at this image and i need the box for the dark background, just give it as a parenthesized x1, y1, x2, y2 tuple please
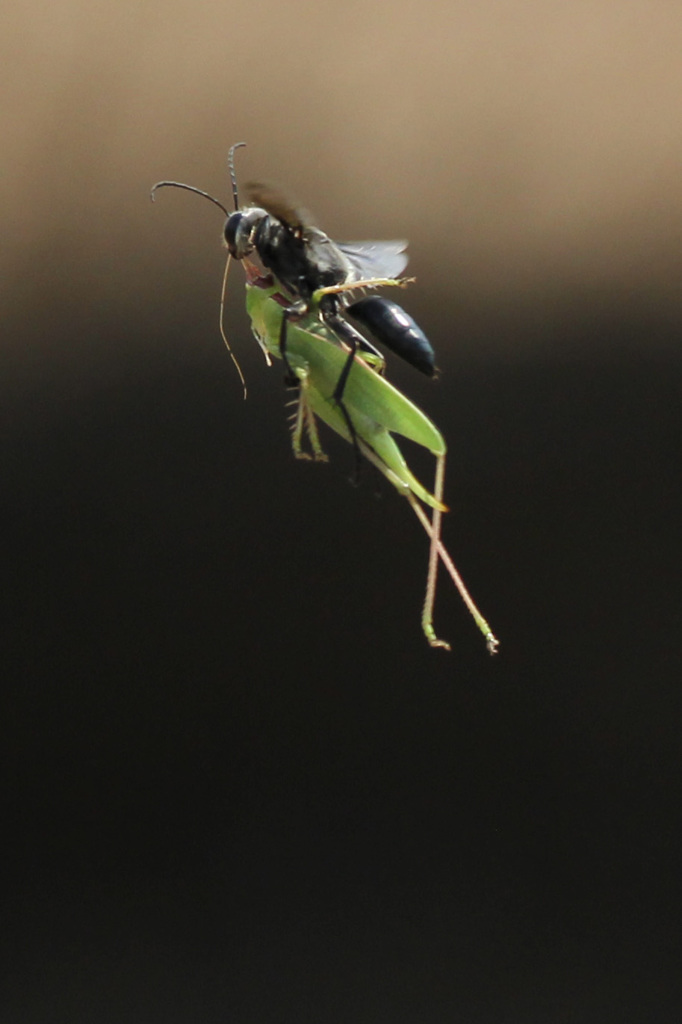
(2, 2, 681, 1021)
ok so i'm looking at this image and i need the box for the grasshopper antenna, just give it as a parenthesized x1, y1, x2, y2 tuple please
(219, 253, 247, 399)
(228, 142, 246, 210)
(150, 163, 247, 397)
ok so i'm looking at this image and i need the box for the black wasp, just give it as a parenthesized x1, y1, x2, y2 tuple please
(151, 143, 436, 403)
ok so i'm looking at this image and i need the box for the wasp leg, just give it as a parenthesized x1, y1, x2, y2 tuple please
(314, 276, 416, 298)
(320, 307, 378, 481)
(321, 310, 373, 402)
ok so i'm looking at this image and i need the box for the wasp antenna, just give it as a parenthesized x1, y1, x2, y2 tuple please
(150, 181, 230, 218)
(228, 142, 246, 211)
(218, 253, 247, 399)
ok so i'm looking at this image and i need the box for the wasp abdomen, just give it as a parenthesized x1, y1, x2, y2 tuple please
(348, 296, 436, 376)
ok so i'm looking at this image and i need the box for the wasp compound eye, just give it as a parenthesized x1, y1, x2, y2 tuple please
(224, 211, 248, 257)
(224, 208, 268, 259)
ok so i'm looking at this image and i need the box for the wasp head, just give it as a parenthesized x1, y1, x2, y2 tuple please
(224, 207, 268, 260)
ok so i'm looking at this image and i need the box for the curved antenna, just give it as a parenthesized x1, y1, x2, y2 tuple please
(150, 181, 230, 218)
(228, 142, 246, 210)
(151, 147, 250, 397)
(218, 253, 247, 400)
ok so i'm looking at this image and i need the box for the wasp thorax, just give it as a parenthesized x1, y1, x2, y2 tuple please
(224, 208, 267, 259)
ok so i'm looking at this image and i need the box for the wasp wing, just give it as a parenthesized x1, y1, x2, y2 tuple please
(337, 241, 409, 282)
(245, 182, 309, 233)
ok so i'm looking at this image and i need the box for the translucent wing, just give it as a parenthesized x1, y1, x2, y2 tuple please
(245, 182, 307, 232)
(337, 241, 409, 282)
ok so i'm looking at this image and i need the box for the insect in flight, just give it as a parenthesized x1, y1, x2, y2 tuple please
(152, 144, 436, 405)
(151, 144, 499, 653)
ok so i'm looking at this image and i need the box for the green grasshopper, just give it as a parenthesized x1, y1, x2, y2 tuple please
(243, 258, 499, 654)
(152, 145, 498, 653)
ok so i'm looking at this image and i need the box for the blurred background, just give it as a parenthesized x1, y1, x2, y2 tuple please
(2, 1, 681, 1020)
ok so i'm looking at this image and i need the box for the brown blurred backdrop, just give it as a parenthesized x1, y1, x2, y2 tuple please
(3, 0, 682, 383)
(3, 4, 681, 1022)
